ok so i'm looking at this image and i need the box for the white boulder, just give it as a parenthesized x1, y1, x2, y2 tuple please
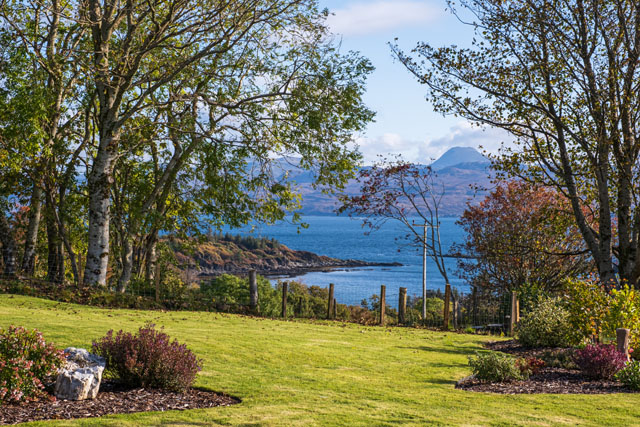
(55, 347, 106, 401)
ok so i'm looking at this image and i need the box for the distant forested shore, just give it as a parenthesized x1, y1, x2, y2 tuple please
(170, 234, 401, 281)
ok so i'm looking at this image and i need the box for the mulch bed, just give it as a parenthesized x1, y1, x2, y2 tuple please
(456, 339, 640, 394)
(0, 381, 239, 425)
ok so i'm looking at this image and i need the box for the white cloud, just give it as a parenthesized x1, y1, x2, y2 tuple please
(355, 122, 512, 164)
(353, 133, 421, 164)
(326, 1, 441, 37)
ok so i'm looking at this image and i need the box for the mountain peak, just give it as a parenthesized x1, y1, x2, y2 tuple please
(430, 147, 489, 170)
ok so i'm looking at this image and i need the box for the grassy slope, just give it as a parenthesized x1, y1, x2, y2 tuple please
(1, 295, 639, 426)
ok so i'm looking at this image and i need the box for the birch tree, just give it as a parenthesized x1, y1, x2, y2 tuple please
(0, 0, 88, 282)
(77, 0, 372, 286)
(393, 0, 640, 287)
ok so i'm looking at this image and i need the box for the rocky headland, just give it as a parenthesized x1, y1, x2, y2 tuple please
(169, 235, 401, 279)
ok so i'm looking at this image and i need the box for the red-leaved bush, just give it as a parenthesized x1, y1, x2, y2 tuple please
(0, 325, 65, 403)
(516, 357, 545, 377)
(573, 344, 627, 380)
(92, 323, 202, 392)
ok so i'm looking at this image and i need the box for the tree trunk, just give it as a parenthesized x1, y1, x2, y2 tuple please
(145, 234, 158, 282)
(84, 138, 116, 287)
(117, 237, 133, 293)
(21, 185, 43, 275)
(0, 212, 17, 277)
(46, 209, 64, 283)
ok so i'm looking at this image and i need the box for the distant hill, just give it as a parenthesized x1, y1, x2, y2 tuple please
(274, 147, 493, 217)
(430, 147, 490, 170)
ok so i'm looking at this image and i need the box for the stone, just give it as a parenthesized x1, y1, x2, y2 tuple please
(456, 374, 476, 386)
(55, 347, 106, 401)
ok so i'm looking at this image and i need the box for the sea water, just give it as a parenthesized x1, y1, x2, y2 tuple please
(231, 216, 469, 307)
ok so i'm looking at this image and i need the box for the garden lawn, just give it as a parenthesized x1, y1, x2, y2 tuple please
(1, 295, 639, 426)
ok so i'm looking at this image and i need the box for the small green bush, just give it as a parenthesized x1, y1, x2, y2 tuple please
(616, 360, 640, 389)
(468, 352, 524, 382)
(539, 349, 577, 369)
(516, 297, 576, 348)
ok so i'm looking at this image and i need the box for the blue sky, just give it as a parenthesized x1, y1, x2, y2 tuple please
(319, 0, 508, 163)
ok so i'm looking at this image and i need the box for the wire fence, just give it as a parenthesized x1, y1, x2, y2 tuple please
(0, 270, 514, 334)
(347, 284, 513, 332)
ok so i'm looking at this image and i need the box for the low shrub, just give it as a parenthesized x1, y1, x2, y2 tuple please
(468, 352, 524, 382)
(0, 325, 65, 403)
(539, 349, 577, 369)
(616, 360, 640, 390)
(347, 305, 377, 325)
(564, 279, 609, 343)
(604, 285, 640, 351)
(92, 323, 202, 392)
(516, 357, 545, 377)
(573, 344, 627, 380)
(516, 297, 576, 348)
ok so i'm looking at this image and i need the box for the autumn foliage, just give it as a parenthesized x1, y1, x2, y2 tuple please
(455, 181, 592, 296)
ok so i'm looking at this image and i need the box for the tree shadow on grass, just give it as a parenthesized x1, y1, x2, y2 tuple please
(427, 362, 465, 369)
(425, 377, 459, 386)
(399, 345, 481, 356)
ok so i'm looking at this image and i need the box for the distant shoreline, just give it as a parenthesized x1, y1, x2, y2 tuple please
(170, 235, 403, 282)
(197, 260, 403, 280)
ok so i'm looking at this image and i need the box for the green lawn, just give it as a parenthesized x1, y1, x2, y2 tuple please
(1, 295, 639, 426)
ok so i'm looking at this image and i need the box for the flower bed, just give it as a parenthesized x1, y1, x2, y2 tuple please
(0, 381, 239, 424)
(456, 340, 640, 394)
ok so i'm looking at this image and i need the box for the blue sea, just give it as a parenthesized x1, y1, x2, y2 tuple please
(231, 216, 469, 308)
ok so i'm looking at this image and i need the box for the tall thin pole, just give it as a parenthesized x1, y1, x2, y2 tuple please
(422, 225, 427, 323)
(412, 221, 439, 326)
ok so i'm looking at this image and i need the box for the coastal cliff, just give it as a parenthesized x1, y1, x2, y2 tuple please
(169, 234, 401, 278)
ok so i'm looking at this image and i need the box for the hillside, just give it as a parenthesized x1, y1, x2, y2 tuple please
(2, 295, 639, 425)
(280, 147, 493, 216)
(169, 235, 400, 278)
(430, 146, 490, 170)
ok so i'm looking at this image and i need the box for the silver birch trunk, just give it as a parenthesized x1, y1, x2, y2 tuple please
(21, 185, 43, 275)
(145, 233, 158, 282)
(117, 237, 133, 293)
(83, 137, 116, 287)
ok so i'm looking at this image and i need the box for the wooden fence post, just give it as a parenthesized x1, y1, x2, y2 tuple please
(443, 283, 451, 330)
(249, 270, 258, 313)
(281, 282, 288, 319)
(510, 291, 520, 337)
(327, 283, 335, 319)
(617, 328, 631, 361)
(399, 287, 407, 325)
(380, 285, 386, 326)
(333, 298, 337, 320)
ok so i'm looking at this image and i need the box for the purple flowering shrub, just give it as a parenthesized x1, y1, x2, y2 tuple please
(92, 323, 202, 392)
(573, 344, 627, 380)
(0, 326, 65, 403)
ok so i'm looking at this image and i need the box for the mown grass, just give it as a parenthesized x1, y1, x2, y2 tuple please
(1, 294, 640, 426)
